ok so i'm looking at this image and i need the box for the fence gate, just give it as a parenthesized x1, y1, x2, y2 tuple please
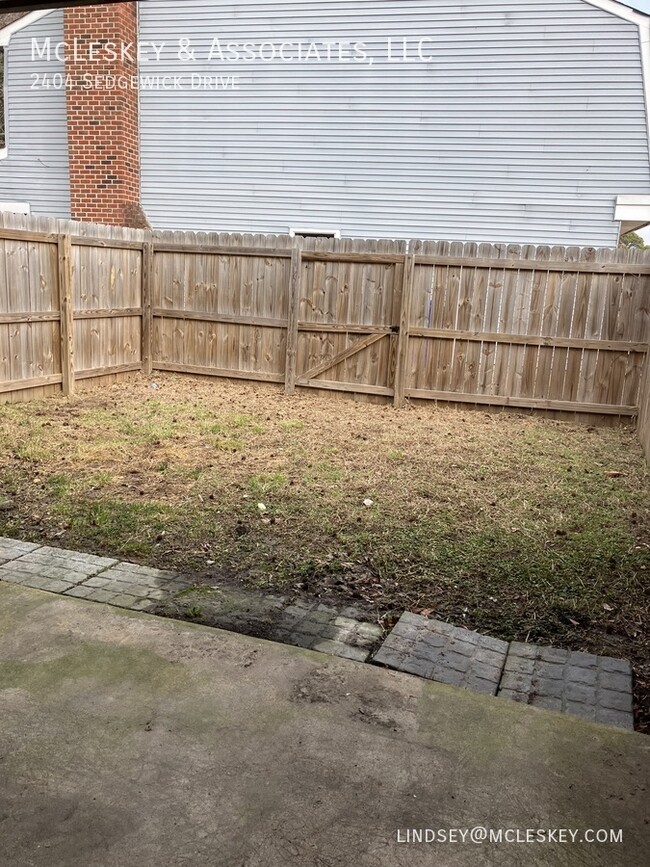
(289, 241, 409, 400)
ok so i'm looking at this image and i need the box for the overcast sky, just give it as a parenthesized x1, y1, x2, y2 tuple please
(622, 0, 650, 13)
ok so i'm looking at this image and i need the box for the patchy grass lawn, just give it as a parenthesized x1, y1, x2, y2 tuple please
(0, 373, 648, 729)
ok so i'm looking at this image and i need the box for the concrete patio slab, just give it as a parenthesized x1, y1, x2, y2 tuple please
(1, 582, 648, 867)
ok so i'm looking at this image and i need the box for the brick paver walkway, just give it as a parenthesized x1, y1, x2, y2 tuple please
(0, 539, 186, 610)
(371, 613, 634, 730)
(0, 537, 635, 730)
(373, 612, 508, 695)
(0, 537, 382, 661)
(498, 642, 634, 730)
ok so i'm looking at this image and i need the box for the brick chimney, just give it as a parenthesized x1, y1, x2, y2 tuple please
(63, 2, 147, 227)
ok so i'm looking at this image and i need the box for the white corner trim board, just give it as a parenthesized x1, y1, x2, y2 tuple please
(0, 10, 53, 47)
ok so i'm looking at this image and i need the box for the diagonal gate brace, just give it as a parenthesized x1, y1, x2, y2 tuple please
(297, 332, 388, 383)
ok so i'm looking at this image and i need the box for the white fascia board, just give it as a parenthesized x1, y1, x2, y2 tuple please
(582, 1, 648, 25)
(0, 11, 54, 48)
(615, 195, 650, 221)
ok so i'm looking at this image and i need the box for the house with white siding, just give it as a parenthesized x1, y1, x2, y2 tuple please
(1, 0, 650, 245)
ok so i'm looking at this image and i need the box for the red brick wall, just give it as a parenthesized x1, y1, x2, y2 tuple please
(63, 2, 141, 226)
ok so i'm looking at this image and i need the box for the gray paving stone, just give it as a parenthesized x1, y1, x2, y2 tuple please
(565, 683, 597, 704)
(64, 586, 95, 599)
(2, 562, 81, 581)
(569, 650, 600, 667)
(109, 594, 141, 609)
(294, 618, 328, 638)
(372, 614, 508, 696)
(0, 569, 30, 585)
(0, 538, 41, 565)
(402, 655, 435, 679)
(283, 599, 314, 619)
(0, 546, 117, 588)
(233, 595, 381, 660)
(278, 603, 382, 661)
(465, 674, 503, 696)
(94, 563, 178, 588)
(333, 616, 358, 631)
(130, 599, 156, 612)
(600, 657, 632, 675)
(371, 647, 405, 669)
(536, 679, 565, 699)
(85, 589, 116, 603)
(320, 624, 346, 641)
(571, 668, 598, 686)
(284, 633, 315, 650)
(145, 589, 171, 602)
(599, 671, 632, 693)
(537, 662, 565, 681)
(497, 643, 634, 731)
(595, 708, 634, 729)
(507, 643, 537, 660)
(79, 576, 112, 589)
(356, 623, 384, 641)
(600, 690, 633, 712)
(348, 631, 383, 651)
(106, 581, 147, 596)
(338, 606, 365, 619)
(473, 647, 507, 667)
(565, 702, 597, 722)
(18, 575, 75, 594)
(25, 547, 117, 572)
(309, 609, 337, 625)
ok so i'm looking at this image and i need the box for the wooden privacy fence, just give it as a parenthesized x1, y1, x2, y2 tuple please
(0, 218, 144, 399)
(1, 214, 650, 449)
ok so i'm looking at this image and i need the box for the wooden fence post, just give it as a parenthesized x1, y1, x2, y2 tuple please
(57, 233, 75, 396)
(285, 243, 302, 394)
(141, 241, 154, 376)
(637, 337, 650, 463)
(393, 247, 416, 407)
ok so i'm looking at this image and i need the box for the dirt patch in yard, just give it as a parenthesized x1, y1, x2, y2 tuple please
(0, 373, 648, 730)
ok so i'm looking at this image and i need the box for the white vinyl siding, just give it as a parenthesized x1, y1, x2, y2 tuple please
(139, 0, 650, 245)
(1, 3, 645, 242)
(0, 11, 70, 218)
